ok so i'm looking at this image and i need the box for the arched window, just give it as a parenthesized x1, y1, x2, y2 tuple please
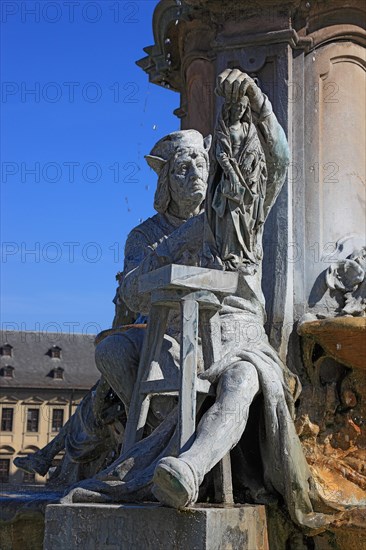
(22, 446, 40, 453)
(0, 445, 16, 454)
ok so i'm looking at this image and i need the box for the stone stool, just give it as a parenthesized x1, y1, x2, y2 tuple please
(122, 264, 238, 503)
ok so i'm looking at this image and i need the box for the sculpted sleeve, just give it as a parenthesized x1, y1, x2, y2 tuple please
(120, 214, 205, 314)
(119, 229, 163, 315)
(253, 95, 290, 219)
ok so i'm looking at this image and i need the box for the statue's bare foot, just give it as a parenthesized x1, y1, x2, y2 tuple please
(152, 456, 199, 508)
(14, 454, 50, 477)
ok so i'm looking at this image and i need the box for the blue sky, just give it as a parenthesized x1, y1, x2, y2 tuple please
(1, 0, 179, 335)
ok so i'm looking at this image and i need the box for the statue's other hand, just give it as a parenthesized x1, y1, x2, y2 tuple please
(216, 68, 262, 112)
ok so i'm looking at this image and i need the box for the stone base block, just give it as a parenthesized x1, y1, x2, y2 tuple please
(44, 503, 269, 550)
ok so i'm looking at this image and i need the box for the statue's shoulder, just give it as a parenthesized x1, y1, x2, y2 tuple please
(127, 214, 166, 246)
(133, 213, 161, 233)
(130, 214, 161, 235)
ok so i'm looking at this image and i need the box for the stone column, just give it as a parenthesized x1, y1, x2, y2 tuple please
(296, 39, 366, 307)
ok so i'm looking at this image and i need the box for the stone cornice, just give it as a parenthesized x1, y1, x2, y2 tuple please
(213, 28, 313, 52)
(137, 0, 366, 91)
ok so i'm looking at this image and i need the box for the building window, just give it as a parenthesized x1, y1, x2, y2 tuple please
(49, 346, 62, 359)
(0, 458, 10, 483)
(52, 367, 64, 380)
(1, 366, 14, 378)
(51, 409, 64, 432)
(0, 344, 13, 357)
(26, 409, 39, 432)
(23, 470, 35, 483)
(1, 408, 14, 432)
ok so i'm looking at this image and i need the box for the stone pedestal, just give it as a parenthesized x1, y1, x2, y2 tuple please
(44, 503, 269, 550)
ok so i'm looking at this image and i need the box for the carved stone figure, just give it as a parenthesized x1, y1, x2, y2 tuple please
(205, 72, 268, 271)
(14, 130, 210, 485)
(326, 255, 366, 316)
(56, 70, 341, 533)
(299, 244, 366, 326)
(15, 69, 343, 534)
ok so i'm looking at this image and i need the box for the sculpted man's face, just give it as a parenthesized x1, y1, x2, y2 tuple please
(169, 150, 209, 208)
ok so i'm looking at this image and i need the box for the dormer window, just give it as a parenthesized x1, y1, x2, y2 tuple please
(52, 367, 64, 380)
(1, 366, 14, 378)
(0, 344, 13, 357)
(49, 346, 62, 359)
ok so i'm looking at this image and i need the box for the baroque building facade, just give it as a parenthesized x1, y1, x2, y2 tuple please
(0, 330, 99, 485)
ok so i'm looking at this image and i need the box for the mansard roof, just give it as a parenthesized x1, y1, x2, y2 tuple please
(0, 331, 99, 390)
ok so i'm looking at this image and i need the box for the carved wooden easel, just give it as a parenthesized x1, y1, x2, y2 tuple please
(122, 264, 238, 504)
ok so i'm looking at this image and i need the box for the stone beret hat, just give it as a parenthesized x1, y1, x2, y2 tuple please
(145, 130, 211, 174)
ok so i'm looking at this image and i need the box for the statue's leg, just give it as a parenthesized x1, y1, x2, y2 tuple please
(14, 420, 69, 476)
(153, 361, 260, 508)
(95, 328, 144, 407)
(14, 380, 110, 478)
(95, 328, 180, 421)
(182, 361, 260, 478)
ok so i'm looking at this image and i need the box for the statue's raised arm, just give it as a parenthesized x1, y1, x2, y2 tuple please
(205, 68, 289, 272)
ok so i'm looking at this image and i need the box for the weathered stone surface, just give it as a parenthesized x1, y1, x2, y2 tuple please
(0, 512, 44, 550)
(0, 487, 62, 550)
(139, 264, 238, 295)
(135, 3, 366, 546)
(138, 0, 366, 354)
(299, 317, 366, 371)
(296, 315, 366, 512)
(44, 503, 269, 550)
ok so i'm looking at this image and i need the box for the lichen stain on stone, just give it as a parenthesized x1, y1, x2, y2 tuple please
(221, 526, 248, 549)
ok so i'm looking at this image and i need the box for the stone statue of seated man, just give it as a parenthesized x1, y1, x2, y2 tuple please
(16, 69, 337, 532)
(62, 70, 337, 531)
(14, 129, 211, 485)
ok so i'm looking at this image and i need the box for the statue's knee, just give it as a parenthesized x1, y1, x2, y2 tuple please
(95, 334, 139, 392)
(95, 335, 123, 374)
(222, 361, 258, 390)
(95, 339, 107, 375)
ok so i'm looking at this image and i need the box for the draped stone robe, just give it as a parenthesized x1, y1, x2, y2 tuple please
(211, 109, 267, 270)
